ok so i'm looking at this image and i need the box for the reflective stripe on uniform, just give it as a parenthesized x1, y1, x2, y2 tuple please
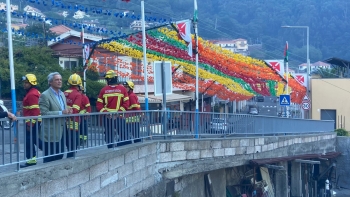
(128, 104, 140, 109)
(68, 121, 79, 131)
(72, 104, 80, 111)
(85, 103, 90, 107)
(102, 93, 124, 111)
(23, 105, 39, 109)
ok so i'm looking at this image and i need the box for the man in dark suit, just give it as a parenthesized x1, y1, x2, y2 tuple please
(39, 72, 72, 163)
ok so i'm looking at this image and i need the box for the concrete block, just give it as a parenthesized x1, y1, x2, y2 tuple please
(184, 141, 198, 150)
(172, 151, 187, 161)
(109, 180, 126, 196)
(221, 140, 231, 148)
(125, 149, 139, 163)
(116, 188, 130, 197)
(130, 181, 143, 196)
(68, 169, 90, 189)
(248, 139, 255, 146)
(40, 177, 68, 197)
(236, 147, 247, 155)
(109, 155, 125, 170)
(231, 139, 240, 147)
(159, 143, 167, 152)
(198, 141, 211, 149)
(101, 168, 119, 188)
(126, 170, 141, 186)
(211, 141, 222, 149)
(257, 138, 264, 145)
(118, 164, 133, 178)
(278, 141, 284, 148)
(55, 187, 80, 197)
(262, 145, 268, 152)
(255, 146, 261, 153)
(246, 146, 255, 154)
(273, 142, 278, 149)
(268, 143, 274, 151)
(240, 139, 249, 146)
(145, 153, 157, 166)
(224, 148, 235, 156)
(15, 185, 41, 197)
(142, 176, 155, 191)
(170, 142, 185, 151)
(133, 157, 146, 172)
(90, 161, 108, 180)
(187, 150, 200, 160)
(159, 152, 172, 163)
(139, 144, 154, 158)
(213, 148, 225, 157)
(140, 165, 154, 180)
(284, 140, 288, 146)
(90, 184, 109, 197)
(81, 177, 101, 197)
(200, 149, 213, 158)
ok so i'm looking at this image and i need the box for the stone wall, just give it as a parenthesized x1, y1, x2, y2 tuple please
(0, 132, 337, 197)
(336, 136, 350, 189)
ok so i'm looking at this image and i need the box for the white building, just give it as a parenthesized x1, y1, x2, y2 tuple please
(211, 39, 249, 55)
(0, 2, 18, 12)
(23, 5, 45, 18)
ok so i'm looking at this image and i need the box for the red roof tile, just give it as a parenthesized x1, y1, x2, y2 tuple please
(49, 25, 72, 35)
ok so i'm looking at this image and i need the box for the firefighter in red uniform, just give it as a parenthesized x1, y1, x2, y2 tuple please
(123, 81, 142, 143)
(97, 70, 129, 148)
(64, 73, 82, 157)
(79, 85, 91, 146)
(20, 74, 41, 168)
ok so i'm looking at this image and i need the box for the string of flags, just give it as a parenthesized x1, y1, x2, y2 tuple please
(21, 0, 172, 23)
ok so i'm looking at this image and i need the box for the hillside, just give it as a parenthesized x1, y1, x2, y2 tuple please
(5, 0, 350, 68)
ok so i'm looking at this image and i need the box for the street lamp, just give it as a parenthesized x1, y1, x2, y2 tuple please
(281, 25, 310, 118)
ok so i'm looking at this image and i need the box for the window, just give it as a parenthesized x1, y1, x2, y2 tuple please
(64, 61, 77, 70)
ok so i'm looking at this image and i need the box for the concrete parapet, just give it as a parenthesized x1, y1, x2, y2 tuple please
(0, 133, 336, 197)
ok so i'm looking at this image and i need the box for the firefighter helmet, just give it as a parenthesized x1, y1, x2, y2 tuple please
(22, 74, 37, 86)
(104, 70, 117, 79)
(67, 73, 82, 86)
(123, 81, 134, 89)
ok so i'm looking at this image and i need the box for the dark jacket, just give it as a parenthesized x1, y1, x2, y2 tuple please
(0, 111, 7, 119)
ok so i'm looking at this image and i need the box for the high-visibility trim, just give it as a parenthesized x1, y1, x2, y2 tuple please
(97, 98, 103, 103)
(68, 121, 79, 131)
(123, 97, 129, 101)
(80, 135, 88, 140)
(125, 115, 141, 123)
(102, 93, 124, 111)
(26, 156, 37, 164)
(65, 90, 73, 93)
(23, 105, 39, 109)
(85, 103, 90, 107)
(79, 109, 86, 114)
(72, 104, 80, 111)
(128, 104, 141, 109)
(100, 108, 106, 112)
(120, 107, 126, 111)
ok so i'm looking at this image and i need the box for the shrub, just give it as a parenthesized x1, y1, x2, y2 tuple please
(335, 128, 349, 136)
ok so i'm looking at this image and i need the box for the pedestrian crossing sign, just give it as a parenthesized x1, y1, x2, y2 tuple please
(279, 94, 290, 106)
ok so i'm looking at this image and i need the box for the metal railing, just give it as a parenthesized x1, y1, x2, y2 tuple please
(0, 111, 334, 170)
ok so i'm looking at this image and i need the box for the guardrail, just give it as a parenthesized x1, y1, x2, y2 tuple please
(0, 111, 334, 170)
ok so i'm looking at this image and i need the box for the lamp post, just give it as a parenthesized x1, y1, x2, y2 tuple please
(281, 25, 310, 119)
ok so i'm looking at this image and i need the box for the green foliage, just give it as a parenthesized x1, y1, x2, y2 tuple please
(335, 128, 349, 136)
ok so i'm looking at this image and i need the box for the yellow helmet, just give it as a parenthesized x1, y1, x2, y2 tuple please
(67, 73, 82, 86)
(123, 81, 134, 89)
(22, 74, 37, 86)
(105, 70, 117, 79)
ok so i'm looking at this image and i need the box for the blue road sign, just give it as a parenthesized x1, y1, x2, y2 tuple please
(279, 94, 291, 106)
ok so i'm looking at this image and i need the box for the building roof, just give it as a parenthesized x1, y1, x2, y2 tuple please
(47, 29, 103, 47)
(322, 57, 350, 68)
(212, 38, 247, 44)
(49, 25, 72, 35)
(250, 151, 340, 166)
